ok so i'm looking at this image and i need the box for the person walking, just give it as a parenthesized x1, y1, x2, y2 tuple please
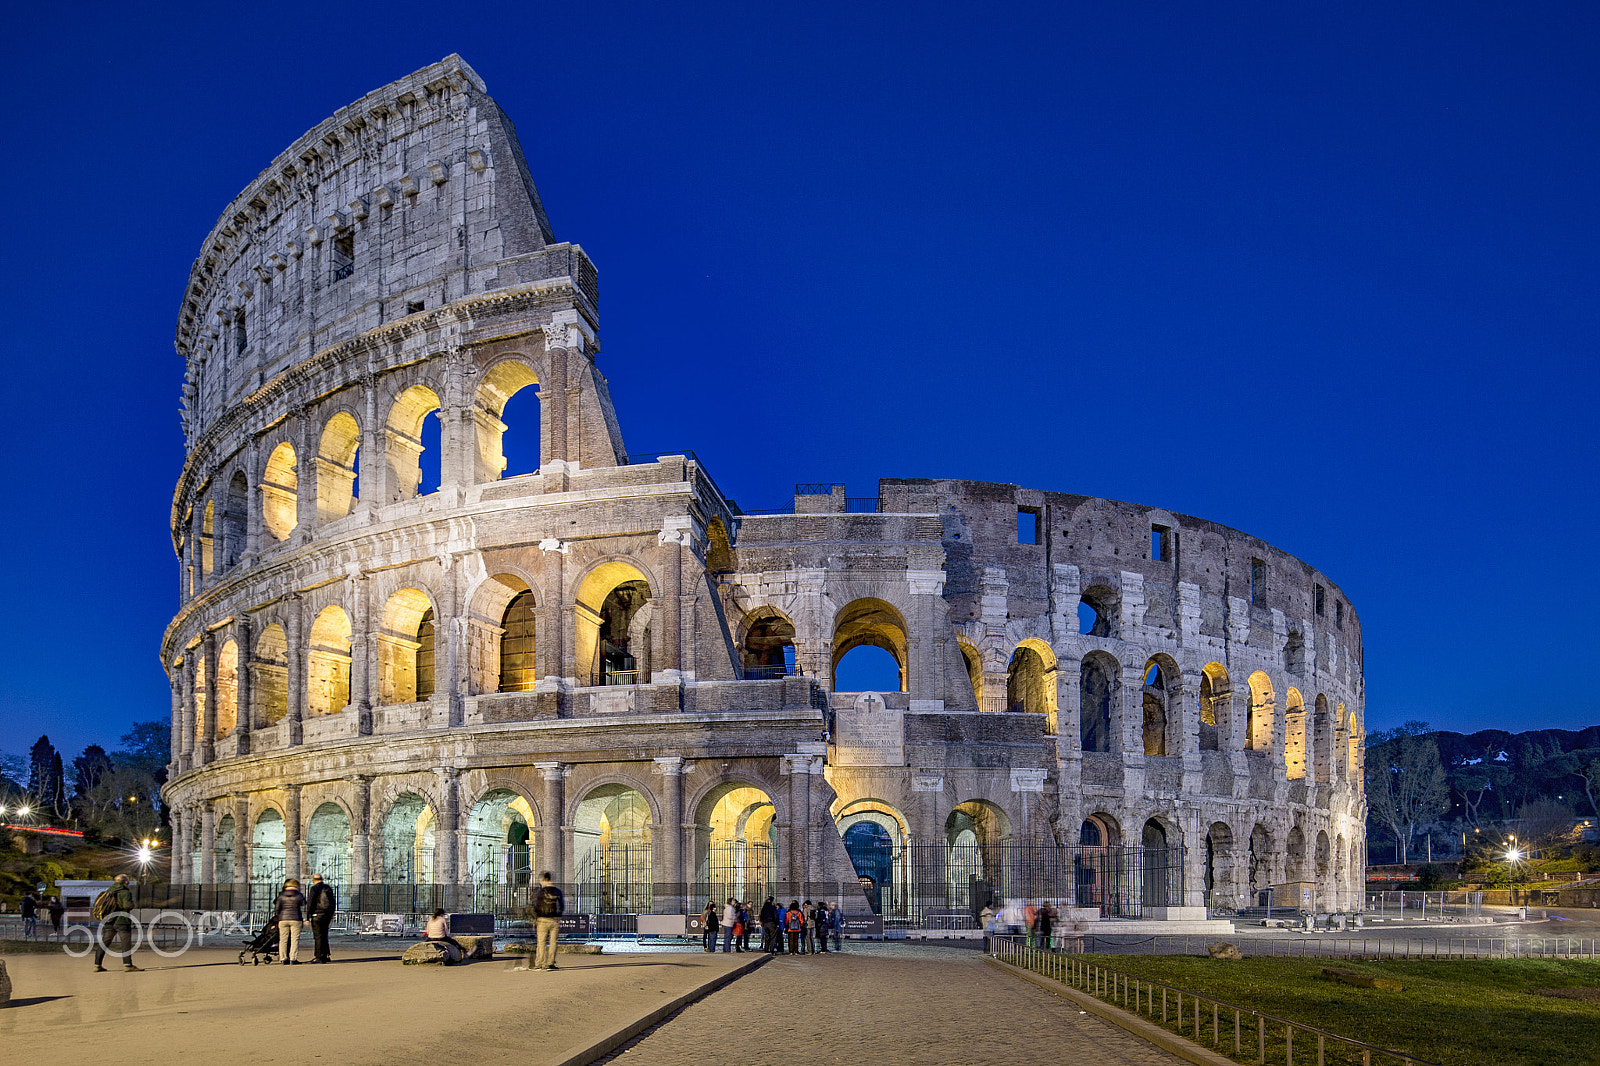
(272, 877, 307, 964)
(47, 894, 65, 941)
(760, 896, 781, 954)
(701, 900, 719, 952)
(1035, 900, 1054, 951)
(784, 899, 803, 955)
(92, 874, 141, 972)
(20, 891, 38, 939)
(828, 901, 843, 952)
(531, 872, 564, 971)
(306, 873, 337, 963)
(721, 897, 738, 953)
(811, 900, 830, 953)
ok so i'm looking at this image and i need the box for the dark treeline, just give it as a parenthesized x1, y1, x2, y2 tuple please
(0, 723, 170, 841)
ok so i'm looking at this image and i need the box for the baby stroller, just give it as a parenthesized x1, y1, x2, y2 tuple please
(240, 919, 280, 965)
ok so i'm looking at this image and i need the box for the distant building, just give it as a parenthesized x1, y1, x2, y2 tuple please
(160, 55, 1366, 919)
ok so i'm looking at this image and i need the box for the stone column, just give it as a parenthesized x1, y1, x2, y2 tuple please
(177, 807, 194, 883)
(168, 671, 184, 778)
(438, 558, 462, 727)
(234, 614, 252, 755)
(294, 413, 316, 536)
(350, 775, 371, 885)
(180, 654, 196, 772)
(284, 785, 302, 881)
(653, 756, 685, 913)
(434, 768, 460, 885)
(911, 772, 944, 848)
(200, 804, 217, 884)
(541, 321, 569, 462)
(233, 794, 250, 886)
(350, 572, 372, 730)
(360, 373, 381, 518)
(660, 534, 682, 682)
(169, 808, 182, 883)
(535, 763, 566, 882)
(199, 631, 218, 765)
(440, 346, 470, 495)
(285, 595, 304, 746)
(242, 439, 262, 564)
(785, 754, 811, 886)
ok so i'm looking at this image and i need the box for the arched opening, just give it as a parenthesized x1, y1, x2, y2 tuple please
(1206, 822, 1236, 912)
(307, 606, 352, 716)
(832, 598, 908, 692)
(843, 821, 893, 913)
(316, 411, 361, 522)
(1142, 819, 1177, 907)
(1345, 707, 1360, 783)
(475, 360, 540, 482)
(200, 498, 215, 579)
(1246, 671, 1275, 752)
(1078, 586, 1117, 637)
(252, 623, 289, 727)
(306, 802, 352, 888)
(1199, 662, 1229, 752)
(377, 588, 434, 705)
(1248, 824, 1274, 902)
(1141, 657, 1178, 756)
(214, 813, 236, 883)
(1286, 825, 1308, 884)
(1007, 641, 1058, 733)
(385, 384, 442, 503)
(499, 590, 537, 692)
(837, 799, 911, 918)
(742, 611, 797, 680)
(1313, 695, 1333, 783)
(1075, 812, 1122, 914)
(1315, 830, 1331, 908)
(193, 654, 207, 750)
(261, 442, 298, 541)
(573, 784, 653, 914)
(1284, 688, 1307, 779)
(1334, 834, 1348, 909)
(705, 518, 734, 573)
(465, 789, 535, 888)
(252, 809, 286, 884)
(694, 784, 777, 904)
(1284, 631, 1306, 675)
(381, 793, 435, 884)
(222, 471, 248, 569)
(1080, 653, 1117, 753)
(575, 561, 653, 686)
(215, 640, 239, 738)
(465, 574, 535, 695)
(946, 800, 1010, 911)
(958, 640, 984, 710)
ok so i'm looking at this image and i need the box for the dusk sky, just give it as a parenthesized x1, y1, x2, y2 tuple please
(3, 2, 1597, 765)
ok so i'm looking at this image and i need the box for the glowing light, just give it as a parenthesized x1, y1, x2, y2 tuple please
(137, 846, 154, 865)
(1507, 848, 1521, 862)
(17, 806, 30, 816)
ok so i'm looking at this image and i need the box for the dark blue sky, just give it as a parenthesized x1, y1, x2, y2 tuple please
(3, 1, 1596, 764)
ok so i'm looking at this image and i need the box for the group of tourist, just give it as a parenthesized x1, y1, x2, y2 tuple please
(17, 890, 66, 940)
(981, 899, 1058, 950)
(701, 897, 843, 954)
(267, 872, 338, 963)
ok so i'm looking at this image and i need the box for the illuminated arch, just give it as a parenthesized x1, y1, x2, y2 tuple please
(832, 598, 908, 692)
(1284, 688, 1307, 779)
(384, 383, 442, 503)
(316, 410, 361, 522)
(215, 639, 239, 737)
(1246, 671, 1275, 752)
(1199, 662, 1230, 752)
(1007, 639, 1058, 734)
(377, 587, 436, 705)
(261, 442, 298, 541)
(475, 358, 540, 482)
(307, 605, 352, 716)
(252, 623, 289, 727)
(574, 559, 654, 686)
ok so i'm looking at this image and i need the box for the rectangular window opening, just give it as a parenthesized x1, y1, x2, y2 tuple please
(1017, 507, 1039, 545)
(234, 314, 247, 355)
(1151, 525, 1170, 562)
(1315, 584, 1325, 616)
(1336, 601, 1344, 629)
(1250, 558, 1266, 606)
(406, 300, 425, 314)
(332, 231, 354, 281)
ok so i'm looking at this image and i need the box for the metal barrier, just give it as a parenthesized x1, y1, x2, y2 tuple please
(1042, 933, 1600, 959)
(992, 936, 1439, 1065)
(1364, 891, 1483, 919)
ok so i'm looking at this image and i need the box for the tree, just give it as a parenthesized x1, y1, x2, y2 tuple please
(26, 737, 69, 819)
(1366, 721, 1450, 865)
(72, 744, 113, 799)
(0, 751, 26, 793)
(1514, 798, 1575, 857)
(1448, 745, 1509, 829)
(113, 721, 170, 781)
(1566, 757, 1600, 819)
(78, 765, 163, 841)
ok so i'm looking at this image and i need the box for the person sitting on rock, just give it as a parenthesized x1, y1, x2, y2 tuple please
(423, 909, 465, 961)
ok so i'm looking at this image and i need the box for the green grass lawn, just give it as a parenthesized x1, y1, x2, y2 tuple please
(1061, 954, 1600, 1066)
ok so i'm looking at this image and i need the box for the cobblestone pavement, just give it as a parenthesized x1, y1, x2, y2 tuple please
(602, 949, 1185, 1065)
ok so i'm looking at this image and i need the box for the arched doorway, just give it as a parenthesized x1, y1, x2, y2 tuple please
(381, 794, 435, 884)
(1205, 822, 1237, 913)
(693, 784, 776, 904)
(306, 802, 353, 888)
(837, 800, 911, 919)
(945, 801, 1010, 917)
(1075, 813, 1125, 916)
(573, 785, 653, 915)
(465, 789, 535, 891)
(844, 822, 893, 914)
(214, 813, 236, 884)
(252, 809, 286, 884)
(1141, 818, 1178, 908)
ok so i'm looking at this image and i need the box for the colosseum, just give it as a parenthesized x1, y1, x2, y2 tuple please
(160, 55, 1366, 929)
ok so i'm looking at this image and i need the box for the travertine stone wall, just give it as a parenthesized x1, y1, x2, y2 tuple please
(162, 56, 1365, 915)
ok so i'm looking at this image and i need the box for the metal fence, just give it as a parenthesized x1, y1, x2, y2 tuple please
(1363, 891, 1483, 920)
(992, 936, 1440, 1065)
(1026, 933, 1600, 960)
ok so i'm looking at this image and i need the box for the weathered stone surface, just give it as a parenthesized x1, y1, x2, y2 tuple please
(504, 941, 603, 956)
(157, 56, 1367, 919)
(402, 941, 463, 965)
(1207, 942, 1243, 960)
(0, 958, 10, 1006)
(453, 935, 494, 960)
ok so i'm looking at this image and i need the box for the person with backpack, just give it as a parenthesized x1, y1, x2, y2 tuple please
(305, 873, 337, 963)
(531, 871, 565, 971)
(736, 900, 752, 953)
(272, 877, 308, 964)
(92, 874, 141, 972)
(811, 900, 830, 953)
(783, 899, 803, 955)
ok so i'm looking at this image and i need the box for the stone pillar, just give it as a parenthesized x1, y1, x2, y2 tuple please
(350, 775, 371, 886)
(434, 768, 460, 885)
(294, 414, 316, 537)
(199, 631, 218, 766)
(350, 572, 372, 729)
(785, 754, 811, 886)
(233, 794, 250, 886)
(168, 671, 184, 777)
(177, 807, 193, 883)
(285, 595, 304, 746)
(200, 804, 217, 884)
(440, 346, 470, 495)
(284, 785, 302, 881)
(660, 534, 682, 681)
(911, 772, 945, 848)
(180, 654, 196, 772)
(234, 614, 252, 755)
(541, 322, 569, 462)
(438, 559, 462, 727)
(242, 439, 262, 564)
(169, 808, 182, 882)
(653, 756, 685, 912)
(360, 374, 381, 518)
(535, 763, 566, 882)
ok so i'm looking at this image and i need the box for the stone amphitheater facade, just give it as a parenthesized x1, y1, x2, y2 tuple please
(161, 55, 1366, 919)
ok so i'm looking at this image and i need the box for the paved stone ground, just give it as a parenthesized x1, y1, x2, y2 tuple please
(601, 949, 1185, 1065)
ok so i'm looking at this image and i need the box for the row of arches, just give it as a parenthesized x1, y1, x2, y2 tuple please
(185, 360, 541, 592)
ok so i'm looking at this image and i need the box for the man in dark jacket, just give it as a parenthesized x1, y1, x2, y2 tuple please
(531, 872, 564, 971)
(306, 873, 337, 963)
(811, 901, 830, 953)
(272, 878, 307, 964)
(759, 897, 782, 954)
(20, 891, 38, 939)
(93, 874, 141, 972)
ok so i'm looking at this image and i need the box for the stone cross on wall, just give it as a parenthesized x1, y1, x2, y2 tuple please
(853, 692, 885, 713)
